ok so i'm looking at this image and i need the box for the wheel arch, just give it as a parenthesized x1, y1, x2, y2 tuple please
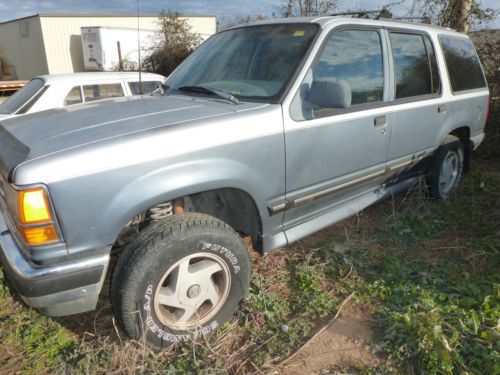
(95, 159, 266, 252)
(448, 126, 473, 172)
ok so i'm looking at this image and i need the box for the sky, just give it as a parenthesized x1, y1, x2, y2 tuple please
(0, 0, 498, 28)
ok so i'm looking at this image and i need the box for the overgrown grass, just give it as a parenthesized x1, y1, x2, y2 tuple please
(340, 166, 500, 374)
(0, 162, 498, 374)
(0, 275, 78, 373)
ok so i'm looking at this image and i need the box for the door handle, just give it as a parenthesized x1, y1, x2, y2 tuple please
(438, 105, 447, 113)
(374, 115, 386, 127)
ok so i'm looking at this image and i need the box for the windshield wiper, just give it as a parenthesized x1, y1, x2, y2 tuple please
(177, 85, 241, 105)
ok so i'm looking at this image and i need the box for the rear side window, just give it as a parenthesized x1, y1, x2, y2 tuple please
(83, 83, 124, 102)
(64, 86, 83, 106)
(439, 35, 486, 92)
(129, 81, 161, 95)
(390, 33, 440, 99)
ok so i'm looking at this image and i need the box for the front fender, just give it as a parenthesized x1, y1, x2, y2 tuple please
(95, 158, 269, 245)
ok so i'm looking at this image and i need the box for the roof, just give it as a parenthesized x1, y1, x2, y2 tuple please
(241, 16, 458, 34)
(0, 13, 215, 25)
(35, 72, 165, 83)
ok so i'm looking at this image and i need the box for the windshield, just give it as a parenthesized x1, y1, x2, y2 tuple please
(0, 78, 45, 114)
(166, 24, 319, 102)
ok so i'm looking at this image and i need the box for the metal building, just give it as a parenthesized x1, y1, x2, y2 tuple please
(0, 14, 216, 80)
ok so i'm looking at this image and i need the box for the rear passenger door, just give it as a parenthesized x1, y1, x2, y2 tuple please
(386, 30, 443, 167)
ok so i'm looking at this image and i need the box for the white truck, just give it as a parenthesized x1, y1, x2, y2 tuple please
(81, 27, 156, 71)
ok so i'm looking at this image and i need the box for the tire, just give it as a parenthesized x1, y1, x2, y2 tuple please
(428, 136, 465, 200)
(111, 213, 251, 350)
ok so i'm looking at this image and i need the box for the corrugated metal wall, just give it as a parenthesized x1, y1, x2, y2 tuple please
(0, 17, 49, 80)
(39, 15, 216, 75)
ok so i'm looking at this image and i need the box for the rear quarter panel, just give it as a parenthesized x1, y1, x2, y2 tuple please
(432, 31, 489, 144)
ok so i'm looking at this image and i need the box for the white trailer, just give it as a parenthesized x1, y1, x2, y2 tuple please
(81, 27, 156, 71)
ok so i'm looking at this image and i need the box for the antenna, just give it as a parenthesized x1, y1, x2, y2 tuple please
(137, 0, 142, 94)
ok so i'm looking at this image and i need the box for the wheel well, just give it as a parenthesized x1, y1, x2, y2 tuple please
(115, 188, 263, 253)
(189, 188, 262, 250)
(449, 126, 472, 172)
(449, 126, 470, 142)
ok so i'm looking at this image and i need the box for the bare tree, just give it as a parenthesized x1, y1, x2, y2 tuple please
(143, 11, 202, 76)
(281, 0, 337, 17)
(410, 0, 497, 32)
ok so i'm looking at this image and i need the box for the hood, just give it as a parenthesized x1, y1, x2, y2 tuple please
(0, 94, 266, 179)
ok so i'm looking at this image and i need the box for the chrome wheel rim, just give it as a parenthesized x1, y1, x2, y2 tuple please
(439, 150, 461, 195)
(153, 253, 231, 330)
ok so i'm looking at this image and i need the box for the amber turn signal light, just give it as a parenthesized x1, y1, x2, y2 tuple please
(18, 225, 59, 245)
(18, 188, 53, 224)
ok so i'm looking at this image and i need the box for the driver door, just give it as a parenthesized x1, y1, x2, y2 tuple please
(282, 27, 392, 233)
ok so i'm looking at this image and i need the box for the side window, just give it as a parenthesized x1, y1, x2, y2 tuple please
(129, 81, 160, 95)
(439, 35, 486, 93)
(290, 29, 384, 121)
(390, 33, 439, 99)
(314, 29, 384, 106)
(64, 86, 83, 106)
(83, 83, 124, 102)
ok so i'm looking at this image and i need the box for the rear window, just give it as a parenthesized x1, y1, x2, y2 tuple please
(83, 83, 124, 102)
(17, 86, 50, 114)
(439, 35, 486, 93)
(0, 78, 45, 114)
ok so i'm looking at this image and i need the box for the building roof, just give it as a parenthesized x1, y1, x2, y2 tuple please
(0, 13, 215, 25)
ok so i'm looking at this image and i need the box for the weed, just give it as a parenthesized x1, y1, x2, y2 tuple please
(0, 160, 498, 374)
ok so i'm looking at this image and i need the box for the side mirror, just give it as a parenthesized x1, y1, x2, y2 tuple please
(307, 79, 352, 109)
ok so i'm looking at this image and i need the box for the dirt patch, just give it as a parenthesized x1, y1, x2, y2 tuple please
(282, 305, 381, 374)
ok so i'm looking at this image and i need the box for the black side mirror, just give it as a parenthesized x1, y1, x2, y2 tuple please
(307, 79, 352, 109)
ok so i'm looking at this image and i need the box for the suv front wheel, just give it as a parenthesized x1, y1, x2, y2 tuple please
(111, 213, 251, 350)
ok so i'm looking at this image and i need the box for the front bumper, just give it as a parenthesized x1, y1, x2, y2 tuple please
(0, 211, 110, 316)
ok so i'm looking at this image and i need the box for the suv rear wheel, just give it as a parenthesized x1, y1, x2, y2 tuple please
(111, 213, 251, 350)
(428, 136, 464, 200)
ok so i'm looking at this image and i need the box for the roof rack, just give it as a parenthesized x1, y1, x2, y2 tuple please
(330, 8, 392, 20)
(330, 9, 432, 24)
(391, 16, 432, 24)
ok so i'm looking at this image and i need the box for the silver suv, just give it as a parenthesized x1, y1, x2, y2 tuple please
(0, 17, 489, 349)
